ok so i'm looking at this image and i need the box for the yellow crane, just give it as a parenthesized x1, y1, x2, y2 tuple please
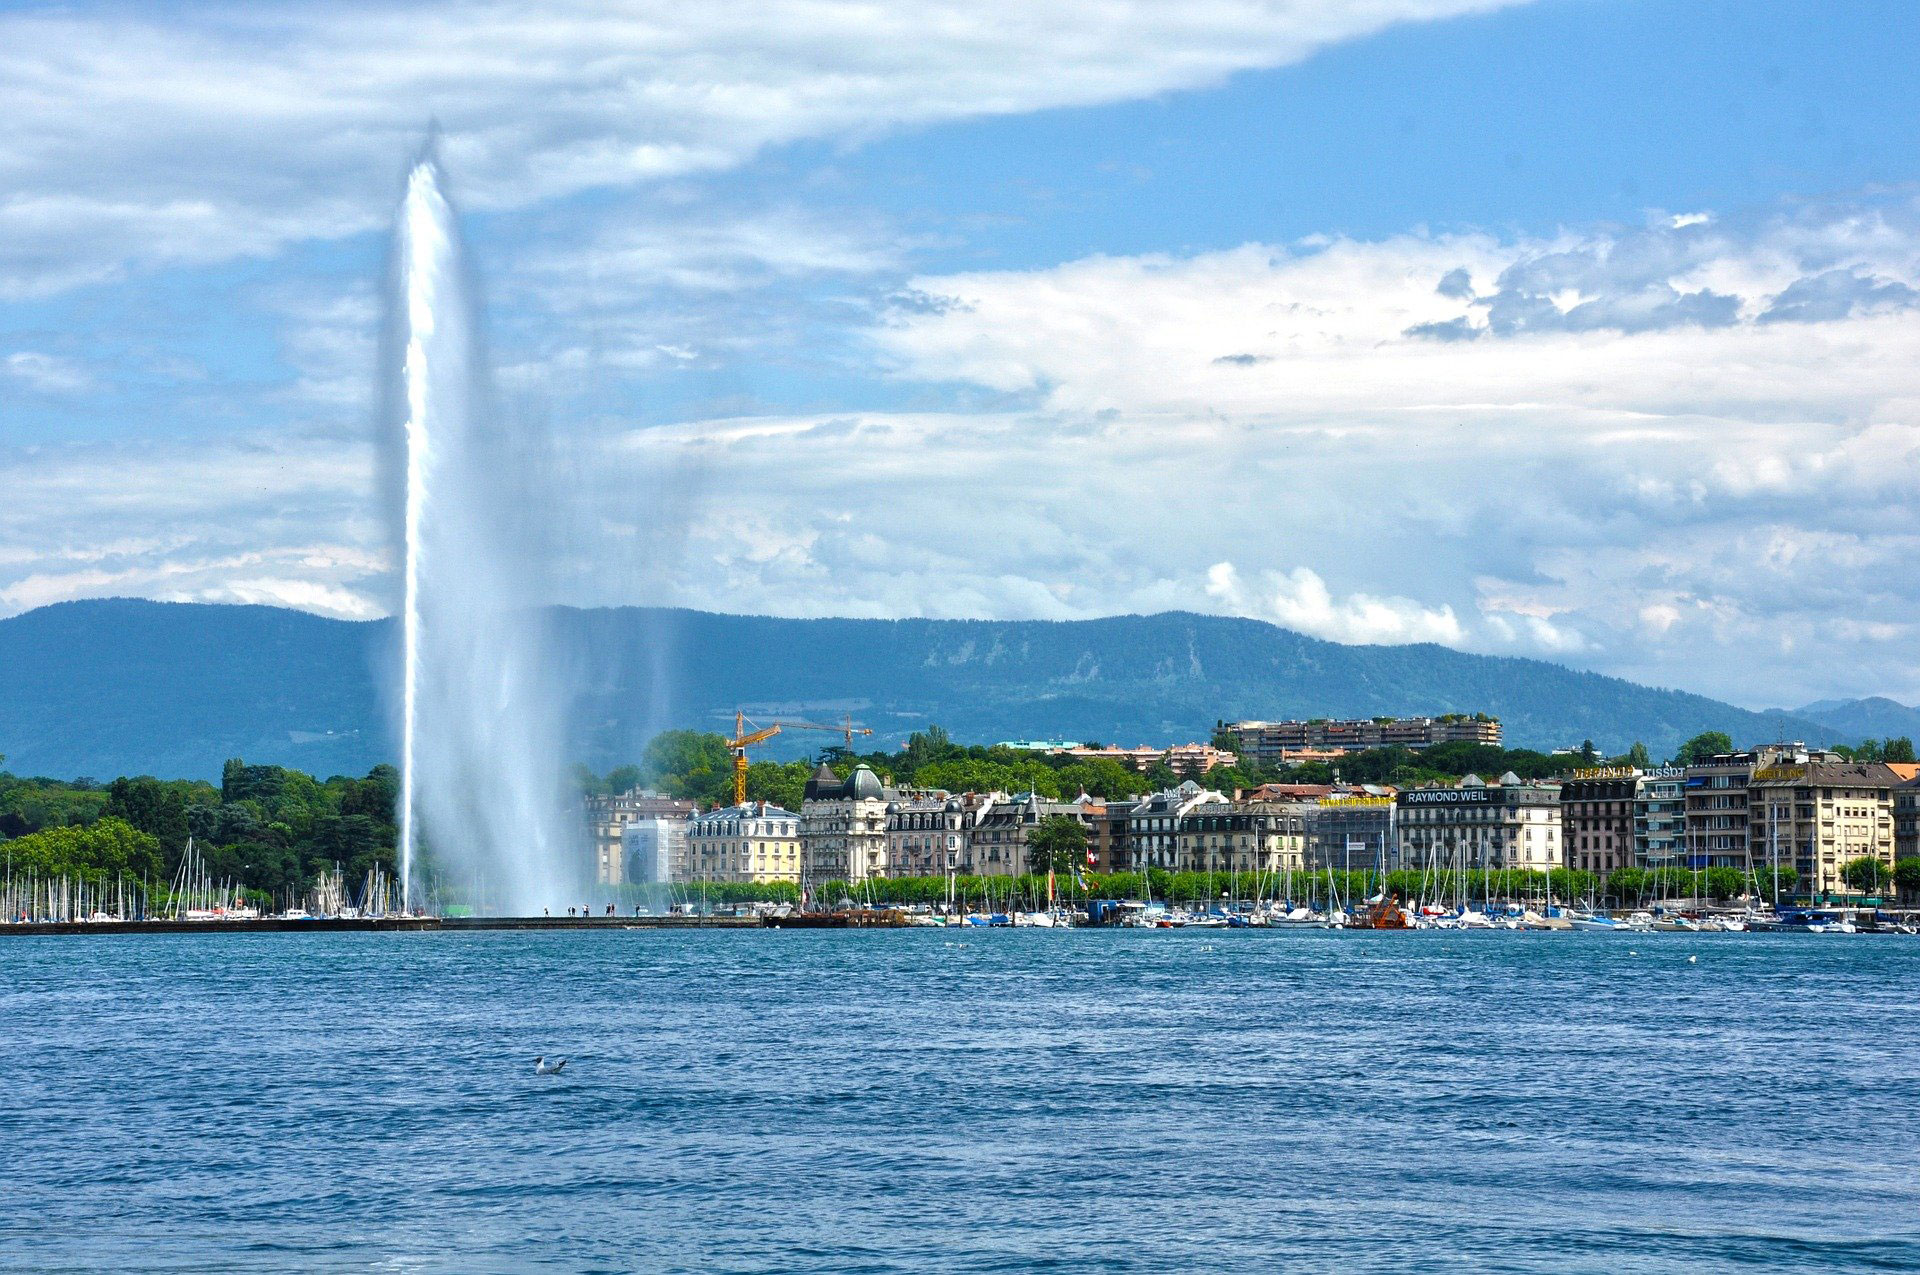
(724, 710, 874, 806)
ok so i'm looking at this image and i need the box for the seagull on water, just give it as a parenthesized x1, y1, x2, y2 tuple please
(534, 1056, 567, 1075)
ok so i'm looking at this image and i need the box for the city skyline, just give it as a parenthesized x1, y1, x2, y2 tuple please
(5, 0, 1920, 711)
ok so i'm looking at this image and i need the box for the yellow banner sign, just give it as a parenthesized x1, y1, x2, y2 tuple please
(1752, 765, 1807, 783)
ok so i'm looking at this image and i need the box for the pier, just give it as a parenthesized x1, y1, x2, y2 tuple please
(0, 914, 763, 937)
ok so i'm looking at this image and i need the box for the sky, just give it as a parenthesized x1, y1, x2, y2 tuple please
(3, 0, 1920, 710)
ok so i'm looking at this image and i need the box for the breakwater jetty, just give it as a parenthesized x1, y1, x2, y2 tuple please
(0, 914, 762, 937)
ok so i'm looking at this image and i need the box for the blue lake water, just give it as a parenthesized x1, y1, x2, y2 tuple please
(3, 929, 1917, 1273)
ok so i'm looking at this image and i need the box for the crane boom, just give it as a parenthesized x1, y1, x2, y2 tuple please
(723, 710, 875, 806)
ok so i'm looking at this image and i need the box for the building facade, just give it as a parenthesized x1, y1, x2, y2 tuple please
(621, 815, 690, 885)
(1305, 795, 1398, 873)
(1126, 782, 1227, 871)
(884, 794, 972, 878)
(1895, 770, 1920, 862)
(584, 789, 696, 885)
(1747, 761, 1900, 898)
(800, 764, 895, 884)
(1226, 714, 1500, 767)
(963, 794, 1095, 877)
(1175, 801, 1310, 874)
(1395, 773, 1562, 872)
(1682, 744, 1838, 870)
(685, 801, 802, 884)
(1558, 770, 1638, 877)
(1633, 768, 1687, 868)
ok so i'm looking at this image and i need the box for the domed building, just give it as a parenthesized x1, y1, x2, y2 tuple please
(800, 763, 898, 884)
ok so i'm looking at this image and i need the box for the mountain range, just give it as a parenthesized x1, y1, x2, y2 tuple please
(0, 597, 1904, 782)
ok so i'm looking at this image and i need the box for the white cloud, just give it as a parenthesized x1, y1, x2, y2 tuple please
(0, 0, 1527, 295)
(1211, 562, 1466, 645)
(3, 351, 90, 393)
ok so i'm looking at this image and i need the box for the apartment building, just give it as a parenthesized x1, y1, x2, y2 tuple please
(963, 793, 1095, 877)
(1395, 772, 1561, 872)
(1225, 714, 1500, 766)
(1746, 761, 1900, 898)
(1126, 781, 1228, 871)
(1633, 768, 1687, 868)
(1305, 795, 1398, 873)
(685, 801, 802, 884)
(1175, 801, 1310, 874)
(1683, 744, 1839, 870)
(1559, 769, 1637, 876)
(884, 794, 974, 878)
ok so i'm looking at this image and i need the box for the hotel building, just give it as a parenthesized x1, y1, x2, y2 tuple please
(1395, 773, 1562, 872)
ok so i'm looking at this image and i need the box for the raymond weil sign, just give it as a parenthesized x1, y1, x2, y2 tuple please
(1402, 788, 1492, 805)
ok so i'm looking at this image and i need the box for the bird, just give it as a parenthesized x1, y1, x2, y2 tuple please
(1687, 955, 1697, 964)
(534, 1056, 567, 1075)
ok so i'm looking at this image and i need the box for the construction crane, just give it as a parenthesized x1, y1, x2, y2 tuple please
(724, 710, 874, 806)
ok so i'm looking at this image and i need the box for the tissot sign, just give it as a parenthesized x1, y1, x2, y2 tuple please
(1402, 788, 1493, 805)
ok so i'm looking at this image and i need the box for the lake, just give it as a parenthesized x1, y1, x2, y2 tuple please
(3, 928, 1916, 1272)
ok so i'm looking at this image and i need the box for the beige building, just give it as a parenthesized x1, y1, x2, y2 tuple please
(1126, 781, 1228, 871)
(1226, 714, 1500, 766)
(583, 789, 696, 885)
(1176, 801, 1310, 874)
(686, 801, 802, 884)
(800, 764, 894, 884)
(1747, 762, 1900, 898)
(1395, 773, 1562, 872)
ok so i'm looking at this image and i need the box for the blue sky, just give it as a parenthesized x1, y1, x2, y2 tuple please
(3, 0, 1920, 711)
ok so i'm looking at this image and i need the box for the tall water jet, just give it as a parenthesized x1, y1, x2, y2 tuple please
(387, 149, 573, 914)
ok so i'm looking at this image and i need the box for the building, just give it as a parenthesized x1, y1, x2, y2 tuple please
(1682, 744, 1840, 870)
(799, 764, 894, 884)
(1009, 742, 1239, 773)
(621, 814, 690, 885)
(1225, 715, 1500, 767)
(1395, 772, 1561, 872)
(1747, 761, 1900, 898)
(1087, 799, 1136, 873)
(884, 793, 973, 878)
(1126, 781, 1227, 871)
(1305, 794, 1398, 873)
(963, 793, 1095, 877)
(1558, 769, 1638, 877)
(1633, 768, 1687, 869)
(685, 801, 802, 884)
(1893, 766, 1920, 861)
(1176, 801, 1310, 874)
(583, 789, 696, 885)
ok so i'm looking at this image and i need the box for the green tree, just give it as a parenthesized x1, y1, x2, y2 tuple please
(1625, 741, 1652, 769)
(1841, 856, 1890, 895)
(1894, 858, 1920, 901)
(1884, 737, 1916, 764)
(1607, 866, 1650, 904)
(1702, 866, 1744, 901)
(1671, 732, 1733, 767)
(604, 764, 643, 795)
(1753, 863, 1800, 900)
(1026, 816, 1090, 876)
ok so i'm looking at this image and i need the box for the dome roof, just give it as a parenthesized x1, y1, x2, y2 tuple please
(850, 765, 884, 800)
